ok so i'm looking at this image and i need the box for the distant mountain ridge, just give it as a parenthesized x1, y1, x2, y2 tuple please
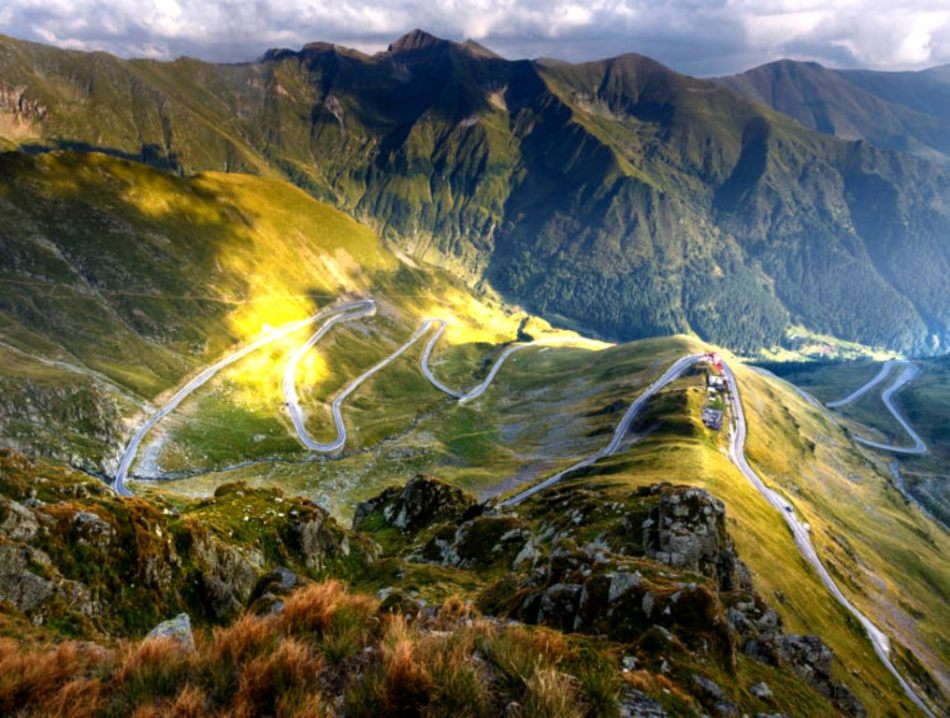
(1, 30, 948, 354)
(715, 59, 950, 164)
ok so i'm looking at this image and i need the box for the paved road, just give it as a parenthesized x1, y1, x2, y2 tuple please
(721, 362, 934, 717)
(419, 320, 546, 403)
(499, 352, 932, 716)
(285, 315, 438, 452)
(827, 361, 896, 409)
(827, 360, 927, 454)
(502, 353, 705, 507)
(110, 303, 933, 714)
(112, 299, 374, 495)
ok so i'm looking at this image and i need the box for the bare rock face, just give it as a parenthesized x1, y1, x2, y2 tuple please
(70, 510, 115, 549)
(776, 636, 866, 717)
(352, 474, 477, 533)
(0, 542, 96, 617)
(190, 532, 263, 621)
(641, 484, 752, 592)
(418, 514, 532, 570)
(0, 498, 39, 541)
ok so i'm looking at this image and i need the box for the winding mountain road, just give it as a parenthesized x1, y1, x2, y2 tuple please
(110, 299, 932, 714)
(112, 299, 374, 496)
(827, 361, 897, 409)
(115, 300, 545, 490)
(722, 364, 934, 718)
(502, 353, 705, 507)
(827, 360, 926, 454)
(502, 354, 933, 716)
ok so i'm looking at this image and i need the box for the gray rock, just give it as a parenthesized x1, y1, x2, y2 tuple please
(0, 499, 39, 541)
(0, 543, 95, 616)
(147, 613, 195, 652)
(608, 571, 641, 602)
(751, 682, 773, 700)
(71, 510, 114, 548)
(353, 474, 476, 532)
(692, 674, 727, 702)
(642, 486, 751, 592)
(538, 583, 584, 632)
(619, 685, 668, 717)
(192, 533, 261, 600)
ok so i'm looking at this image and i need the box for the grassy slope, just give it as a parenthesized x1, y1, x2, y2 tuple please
(0, 150, 555, 468)
(732, 362, 949, 706)
(2, 33, 949, 355)
(1, 150, 945, 713)
(522, 357, 948, 716)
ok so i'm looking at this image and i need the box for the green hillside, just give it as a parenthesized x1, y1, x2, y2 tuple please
(764, 357, 950, 528)
(0, 150, 946, 715)
(0, 150, 545, 468)
(1, 31, 948, 354)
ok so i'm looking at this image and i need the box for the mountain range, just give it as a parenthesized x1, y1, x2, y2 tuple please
(1, 29, 948, 355)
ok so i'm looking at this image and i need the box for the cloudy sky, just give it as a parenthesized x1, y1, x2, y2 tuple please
(1, 0, 948, 75)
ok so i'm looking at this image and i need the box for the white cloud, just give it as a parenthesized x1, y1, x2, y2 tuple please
(0, 0, 948, 74)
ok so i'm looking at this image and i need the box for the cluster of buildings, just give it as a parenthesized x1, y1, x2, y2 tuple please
(701, 352, 726, 431)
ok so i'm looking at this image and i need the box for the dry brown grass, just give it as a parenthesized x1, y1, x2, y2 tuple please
(0, 638, 109, 715)
(44, 677, 105, 718)
(278, 579, 349, 635)
(232, 638, 324, 718)
(207, 612, 276, 665)
(0, 581, 627, 717)
(523, 667, 583, 718)
(129, 684, 209, 717)
(379, 615, 433, 715)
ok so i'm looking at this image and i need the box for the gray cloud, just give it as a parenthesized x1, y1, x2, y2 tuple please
(1, 0, 948, 75)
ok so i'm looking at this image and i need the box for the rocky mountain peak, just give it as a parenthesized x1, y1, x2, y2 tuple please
(388, 28, 447, 54)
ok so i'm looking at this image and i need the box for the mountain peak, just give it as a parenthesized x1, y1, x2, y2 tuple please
(388, 29, 446, 54)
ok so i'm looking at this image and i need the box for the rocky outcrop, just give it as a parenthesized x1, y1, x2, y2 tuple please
(281, 503, 354, 571)
(0, 497, 39, 541)
(776, 636, 865, 716)
(352, 474, 477, 533)
(0, 541, 97, 618)
(0, 457, 372, 637)
(642, 484, 752, 592)
(417, 514, 532, 570)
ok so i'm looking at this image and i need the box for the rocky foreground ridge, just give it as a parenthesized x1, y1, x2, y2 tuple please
(0, 450, 864, 716)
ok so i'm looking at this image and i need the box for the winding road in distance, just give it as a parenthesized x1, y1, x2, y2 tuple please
(112, 299, 374, 496)
(115, 299, 551, 491)
(827, 359, 927, 455)
(503, 355, 932, 716)
(110, 298, 932, 715)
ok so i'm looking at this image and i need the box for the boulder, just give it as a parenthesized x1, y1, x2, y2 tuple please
(70, 510, 115, 549)
(147, 613, 195, 652)
(192, 533, 262, 602)
(619, 686, 668, 717)
(0, 542, 95, 616)
(776, 635, 865, 717)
